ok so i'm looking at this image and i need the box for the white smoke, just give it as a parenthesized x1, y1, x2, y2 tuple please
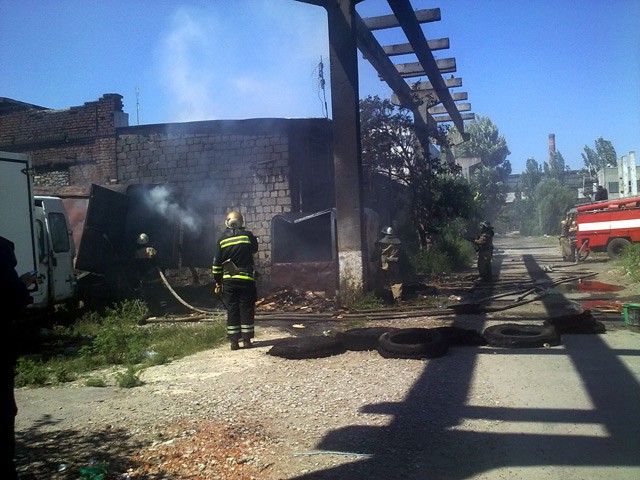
(146, 185, 201, 234)
(158, 1, 329, 121)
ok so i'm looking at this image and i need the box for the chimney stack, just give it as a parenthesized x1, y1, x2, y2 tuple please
(548, 134, 556, 160)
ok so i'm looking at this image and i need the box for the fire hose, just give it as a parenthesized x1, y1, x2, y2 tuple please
(155, 266, 225, 314)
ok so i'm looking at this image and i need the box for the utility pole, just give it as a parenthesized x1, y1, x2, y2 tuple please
(135, 87, 140, 125)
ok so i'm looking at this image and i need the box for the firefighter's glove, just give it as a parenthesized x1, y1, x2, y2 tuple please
(214, 283, 222, 295)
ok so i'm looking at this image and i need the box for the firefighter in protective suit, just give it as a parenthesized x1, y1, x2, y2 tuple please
(212, 211, 259, 350)
(376, 226, 404, 303)
(472, 221, 494, 281)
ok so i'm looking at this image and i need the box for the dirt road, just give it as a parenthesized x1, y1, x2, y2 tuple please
(14, 235, 640, 479)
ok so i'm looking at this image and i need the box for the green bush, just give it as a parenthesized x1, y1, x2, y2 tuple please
(84, 376, 107, 388)
(411, 229, 475, 275)
(115, 366, 143, 388)
(15, 358, 49, 387)
(53, 365, 77, 384)
(617, 243, 640, 282)
(80, 300, 151, 365)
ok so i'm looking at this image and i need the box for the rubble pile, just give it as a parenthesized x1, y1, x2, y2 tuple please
(256, 288, 339, 313)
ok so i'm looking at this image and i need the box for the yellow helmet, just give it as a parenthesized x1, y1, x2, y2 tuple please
(225, 210, 244, 229)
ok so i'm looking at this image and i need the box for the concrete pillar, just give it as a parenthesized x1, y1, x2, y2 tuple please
(619, 156, 627, 197)
(325, 0, 366, 298)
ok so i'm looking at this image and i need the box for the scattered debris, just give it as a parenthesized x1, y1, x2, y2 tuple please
(256, 288, 339, 313)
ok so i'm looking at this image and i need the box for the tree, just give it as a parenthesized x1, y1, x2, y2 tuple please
(582, 137, 617, 176)
(533, 179, 576, 235)
(519, 158, 543, 199)
(450, 116, 512, 224)
(454, 116, 510, 170)
(469, 166, 507, 223)
(511, 158, 542, 235)
(544, 151, 568, 184)
(359, 95, 472, 248)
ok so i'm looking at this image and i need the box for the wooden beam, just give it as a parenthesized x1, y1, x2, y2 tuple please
(428, 102, 471, 115)
(391, 90, 468, 107)
(382, 38, 449, 56)
(362, 8, 440, 30)
(394, 58, 456, 77)
(388, 0, 467, 136)
(407, 77, 462, 90)
(433, 113, 476, 123)
(354, 12, 435, 152)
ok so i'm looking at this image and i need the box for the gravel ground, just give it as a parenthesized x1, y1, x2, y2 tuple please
(14, 236, 640, 479)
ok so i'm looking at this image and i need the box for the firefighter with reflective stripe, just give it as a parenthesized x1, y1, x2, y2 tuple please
(212, 211, 259, 350)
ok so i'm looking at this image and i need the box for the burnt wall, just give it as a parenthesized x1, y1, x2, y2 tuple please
(0, 94, 334, 293)
(115, 118, 330, 284)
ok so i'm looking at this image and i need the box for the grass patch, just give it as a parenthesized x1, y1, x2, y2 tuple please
(15, 299, 228, 388)
(617, 243, 640, 283)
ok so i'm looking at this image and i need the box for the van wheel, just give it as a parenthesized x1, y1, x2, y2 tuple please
(606, 238, 631, 259)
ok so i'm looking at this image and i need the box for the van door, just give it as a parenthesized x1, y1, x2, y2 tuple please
(38, 197, 76, 302)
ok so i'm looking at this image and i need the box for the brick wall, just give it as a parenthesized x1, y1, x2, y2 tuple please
(0, 94, 126, 187)
(0, 94, 333, 293)
(115, 119, 304, 285)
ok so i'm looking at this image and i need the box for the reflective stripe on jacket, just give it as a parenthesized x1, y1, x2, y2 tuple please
(211, 228, 259, 283)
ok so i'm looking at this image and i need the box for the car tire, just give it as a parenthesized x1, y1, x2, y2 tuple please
(606, 238, 631, 259)
(267, 336, 346, 359)
(377, 328, 448, 359)
(483, 324, 560, 348)
(336, 327, 398, 351)
(545, 312, 606, 335)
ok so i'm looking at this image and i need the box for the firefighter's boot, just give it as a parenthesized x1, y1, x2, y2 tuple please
(230, 340, 240, 351)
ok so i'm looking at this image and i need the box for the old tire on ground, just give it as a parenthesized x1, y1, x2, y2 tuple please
(544, 310, 605, 334)
(336, 327, 398, 351)
(483, 324, 560, 348)
(434, 326, 487, 346)
(377, 328, 448, 359)
(267, 336, 346, 359)
(606, 238, 631, 259)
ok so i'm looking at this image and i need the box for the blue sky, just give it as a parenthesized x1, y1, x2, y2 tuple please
(1, 0, 638, 174)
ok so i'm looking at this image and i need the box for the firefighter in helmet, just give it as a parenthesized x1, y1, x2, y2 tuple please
(133, 232, 165, 315)
(211, 210, 259, 350)
(375, 226, 404, 303)
(472, 221, 494, 281)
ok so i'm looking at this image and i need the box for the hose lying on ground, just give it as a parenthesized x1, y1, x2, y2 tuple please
(156, 266, 218, 315)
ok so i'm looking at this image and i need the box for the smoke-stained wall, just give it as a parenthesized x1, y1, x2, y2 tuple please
(116, 118, 330, 285)
(1, 94, 334, 293)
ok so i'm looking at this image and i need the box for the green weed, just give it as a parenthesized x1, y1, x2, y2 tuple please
(617, 243, 640, 282)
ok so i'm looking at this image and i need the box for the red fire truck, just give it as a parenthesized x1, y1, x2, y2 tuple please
(575, 196, 640, 259)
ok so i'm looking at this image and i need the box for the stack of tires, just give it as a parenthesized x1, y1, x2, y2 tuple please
(267, 326, 486, 360)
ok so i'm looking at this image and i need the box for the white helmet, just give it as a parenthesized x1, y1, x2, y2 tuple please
(381, 226, 394, 235)
(136, 233, 149, 245)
